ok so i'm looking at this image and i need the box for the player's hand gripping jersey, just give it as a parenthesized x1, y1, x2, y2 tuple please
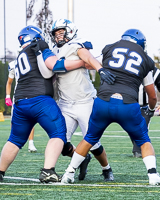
(52, 37, 97, 102)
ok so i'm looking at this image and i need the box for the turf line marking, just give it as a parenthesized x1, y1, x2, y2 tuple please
(74, 132, 160, 139)
(5, 176, 40, 182)
(1, 182, 160, 188)
(1, 176, 160, 187)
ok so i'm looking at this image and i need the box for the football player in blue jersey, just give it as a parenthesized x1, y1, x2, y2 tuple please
(61, 29, 160, 186)
(0, 25, 86, 183)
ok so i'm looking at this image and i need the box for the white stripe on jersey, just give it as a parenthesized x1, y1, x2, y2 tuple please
(153, 68, 160, 82)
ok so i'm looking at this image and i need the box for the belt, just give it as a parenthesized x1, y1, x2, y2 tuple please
(111, 93, 123, 100)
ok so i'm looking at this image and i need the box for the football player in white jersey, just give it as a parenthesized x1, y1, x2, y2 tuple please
(33, 19, 116, 182)
(5, 60, 37, 152)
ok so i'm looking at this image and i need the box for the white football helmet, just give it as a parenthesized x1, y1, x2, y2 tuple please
(50, 19, 78, 47)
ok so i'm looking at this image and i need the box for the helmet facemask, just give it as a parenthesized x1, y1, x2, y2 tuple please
(50, 19, 78, 47)
(51, 28, 67, 47)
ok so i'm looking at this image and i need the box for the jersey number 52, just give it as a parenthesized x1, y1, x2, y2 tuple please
(109, 48, 142, 75)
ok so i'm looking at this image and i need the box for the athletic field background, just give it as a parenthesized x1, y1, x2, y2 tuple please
(0, 116, 160, 199)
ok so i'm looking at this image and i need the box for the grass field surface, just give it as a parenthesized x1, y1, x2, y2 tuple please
(0, 116, 160, 199)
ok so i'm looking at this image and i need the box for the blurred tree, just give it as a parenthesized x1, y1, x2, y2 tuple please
(154, 56, 160, 69)
(27, 0, 53, 33)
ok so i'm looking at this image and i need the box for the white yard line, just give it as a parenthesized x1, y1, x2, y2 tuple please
(1, 176, 160, 188)
(74, 132, 160, 139)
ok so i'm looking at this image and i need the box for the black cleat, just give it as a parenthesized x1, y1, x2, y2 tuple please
(78, 153, 92, 180)
(0, 171, 5, 182)
(39, 168, 61, 183)
(0, 174, 4, 182)
(133, 152, 142, 158)
(102, 168, 114, 182)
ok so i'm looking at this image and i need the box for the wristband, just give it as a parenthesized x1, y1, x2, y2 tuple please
(98, 68, 104, 74)
(6, 95, 10, 98)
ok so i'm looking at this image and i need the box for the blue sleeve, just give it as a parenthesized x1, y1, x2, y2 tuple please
(42, 49, 55, 61)
(82, 41, 93, 50)
(72, 41, 93, 50)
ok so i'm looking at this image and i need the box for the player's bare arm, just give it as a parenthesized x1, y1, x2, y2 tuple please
(144, 84, 157, 110)
(77, 48, 102, 71)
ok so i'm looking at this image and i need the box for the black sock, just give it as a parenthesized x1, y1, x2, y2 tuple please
(0, 171, 5, 176)
(148, 168, 157, 174)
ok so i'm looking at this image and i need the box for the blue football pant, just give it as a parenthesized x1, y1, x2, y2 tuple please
(84, 97, 150, 147)
(9, 95, 67, 148)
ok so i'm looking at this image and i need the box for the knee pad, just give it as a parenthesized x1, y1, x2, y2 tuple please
(61, 142, 73, 156)
(90, 145, 103, 156)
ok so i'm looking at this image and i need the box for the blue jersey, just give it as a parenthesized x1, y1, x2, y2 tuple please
(98, 40, 155, 103)
(15, 40, 54, 102)
(9, 41, 67, 148)
(84, 40, 153, 148)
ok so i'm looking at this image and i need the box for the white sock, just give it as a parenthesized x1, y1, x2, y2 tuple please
(70, 152, 85, 169)
(143, 155, 156, 171)
(102, 164, 110, 170)
(29, 140, 34, 145)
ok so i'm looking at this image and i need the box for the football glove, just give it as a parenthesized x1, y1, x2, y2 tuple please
(5, 98, 12, 106)
(141, 106, 155, 126)
(98, 68, 116, 85)
(30, 40, 49, 56)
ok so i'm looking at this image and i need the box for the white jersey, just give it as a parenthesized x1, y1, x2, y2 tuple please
(8, 60, 16, 79)
(52, 37, 97, 102)
(8, 60, 18, 115)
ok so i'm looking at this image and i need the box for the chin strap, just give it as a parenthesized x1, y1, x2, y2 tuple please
(57, 40, 66, 47)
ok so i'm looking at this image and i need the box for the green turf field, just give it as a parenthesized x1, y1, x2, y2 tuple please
(0, 116, 160, 199)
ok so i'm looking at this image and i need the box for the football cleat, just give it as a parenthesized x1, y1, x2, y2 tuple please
(61, 165, 75, 184)
(133, 152, 142, 158)
(102, 168, 114, 182)
(28, 144, 37, 153)
(148, 173, 160, 185)
(78, 153, 91, 180)
(0, 174, 4, 182)
(39, 168, 61, 183)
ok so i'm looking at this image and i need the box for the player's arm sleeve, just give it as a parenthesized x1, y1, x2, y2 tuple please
(143, 71, 154, 86)
(36, 49, 55, 79)
(41, 49, 67, 73)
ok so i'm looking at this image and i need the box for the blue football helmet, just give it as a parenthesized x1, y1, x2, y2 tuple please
(18, 25, 45, 47)
(50, 19, 78, 47)
(121, 29, 146, 50)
